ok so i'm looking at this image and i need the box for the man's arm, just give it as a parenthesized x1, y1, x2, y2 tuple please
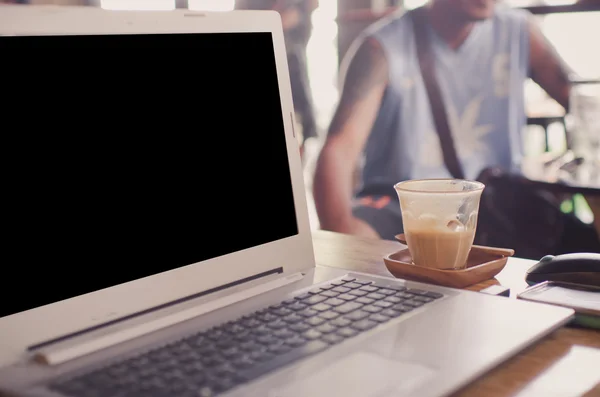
(528, 16, 572, 111)
(313, 37, 389, 238)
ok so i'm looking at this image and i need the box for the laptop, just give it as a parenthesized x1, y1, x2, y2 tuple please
(0, 4, 574, 397)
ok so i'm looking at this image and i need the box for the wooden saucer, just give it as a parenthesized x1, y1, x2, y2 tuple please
(383, 234, 515, 289)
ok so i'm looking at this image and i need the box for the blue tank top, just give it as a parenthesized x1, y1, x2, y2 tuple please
(357, 5, 530, 196)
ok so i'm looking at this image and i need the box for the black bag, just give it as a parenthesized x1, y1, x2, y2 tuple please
(410, 7, 567, 259)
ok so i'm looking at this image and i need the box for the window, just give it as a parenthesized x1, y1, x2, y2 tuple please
(100, 0, 175, 10)
(188, 0, 235, 11)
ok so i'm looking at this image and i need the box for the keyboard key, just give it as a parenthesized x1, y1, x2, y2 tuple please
(362, 305, 382, 313)
(380, 309, 404, 318)
(403, 300, 424, 308)
(268, 344, 292, 355)
(232, 357, 254, 369)
(295, 293, 312, 300)
(305, 316, 326, 326)
(356, 297, 375, 305)
(319, 284, 334, 290)
(323, 298, 345, 306)
(425, 291, 444, 299)
(257, 313, 279, 323)
(252, 326, 271, 336)
(282, 314, 304, 324)
(392, 304, 413, 312)
(272, 308, 294, 317)
(378, 284, 406, 291)
(348, 289, 368, 297)
(321, 333, 345, 345)
(333, 302, 363, 314)
(344, 310, 369, 321)
(197, 386, 217, 396)
(285, 337, 307, 348)
(304, 295, 328, 305)
(242, 318, 262, 328)
(240, 341, 262, 352)
(227, 324, 247, 334)
(318, 311, 340, 320)
(316, 323, 337, 334)
(319, 290, 340, 298)
(273, 329, 296, 339)
(406, 289, 428, 296)
(267, 320, 287, 329)
(302, 329, 323, 340)
(414, 296, 434, 303)
(206, 329, 226, 340)
(282, 299, 297, 305)
(330, 317, 352, 327)
(359, 285, 378, 292)
(257, 335, 279, 345)
(289, 323, 312, 332)
(369, 314, 391, 323)
(377, 289, 396, 296)
(238, 341, 329, 381)
(221, 347, 241, 358)
(341, 277, 356, 282)
(287, 302, 308, 311)
(396, 292, 415, 299)
(366, 292, 385, 300)
(343, 282, 363, 289)
(233, 330, 252, 342)
(312, 303, 332, 312)
(309, 288, 324, 295)
(249, 350, 273, 362)
(350, 319, 378, 332)
(337, 293, 357, 301)
(332, 286, 351, 294)
(353, 279, 373, 285)
(336, 327, 358, 338)
(331, 280, 346, 286)
(373, 301, 394, 309)
(384, 296, 403, 304)
(298, 308, 318, 318)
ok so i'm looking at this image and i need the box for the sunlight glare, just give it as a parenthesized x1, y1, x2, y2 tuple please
(188, 0, 235, 11)
(100, 0, 175, 10)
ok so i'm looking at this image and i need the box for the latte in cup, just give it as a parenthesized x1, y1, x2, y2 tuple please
(404, 227, 476, 270)
(394, 179, 484, 270)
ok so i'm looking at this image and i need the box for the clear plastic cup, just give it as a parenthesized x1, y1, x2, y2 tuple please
(394, 179, 485, 270)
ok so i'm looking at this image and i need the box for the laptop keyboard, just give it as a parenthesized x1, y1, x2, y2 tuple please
(49, 277, 443, 397)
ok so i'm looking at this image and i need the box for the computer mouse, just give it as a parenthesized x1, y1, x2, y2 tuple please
(526, 253, 600, 287)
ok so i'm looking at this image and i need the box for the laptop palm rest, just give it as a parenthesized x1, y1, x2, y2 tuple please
(269, 351, 436, 397)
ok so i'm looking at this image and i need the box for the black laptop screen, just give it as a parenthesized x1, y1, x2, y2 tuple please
(1, 32, 298, 318)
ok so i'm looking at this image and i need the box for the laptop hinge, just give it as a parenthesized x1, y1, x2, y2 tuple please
(32, 272, 305, 366)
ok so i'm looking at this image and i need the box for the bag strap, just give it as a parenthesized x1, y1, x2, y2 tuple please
(410, 7, 465, 180)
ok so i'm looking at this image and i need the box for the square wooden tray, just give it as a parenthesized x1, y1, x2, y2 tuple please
(383, 234, 515, 289)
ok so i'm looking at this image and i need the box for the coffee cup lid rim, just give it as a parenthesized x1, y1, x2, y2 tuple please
(394, 178, 485, 194)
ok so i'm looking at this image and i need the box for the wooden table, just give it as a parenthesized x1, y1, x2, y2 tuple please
(312, 230, 600, 397)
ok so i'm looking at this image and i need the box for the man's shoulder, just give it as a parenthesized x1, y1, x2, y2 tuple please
(361, 10, 413, 45)
(492, 4, 531, 25)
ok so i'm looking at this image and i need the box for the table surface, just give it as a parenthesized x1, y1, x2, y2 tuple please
(312, 230, 600, 397)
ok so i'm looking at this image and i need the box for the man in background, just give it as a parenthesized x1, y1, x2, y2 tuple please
(236, 0, 319, 158)
(313, 0, 574, 240)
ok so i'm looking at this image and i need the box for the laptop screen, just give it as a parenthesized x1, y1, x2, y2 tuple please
(1, 32, 298, 318)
